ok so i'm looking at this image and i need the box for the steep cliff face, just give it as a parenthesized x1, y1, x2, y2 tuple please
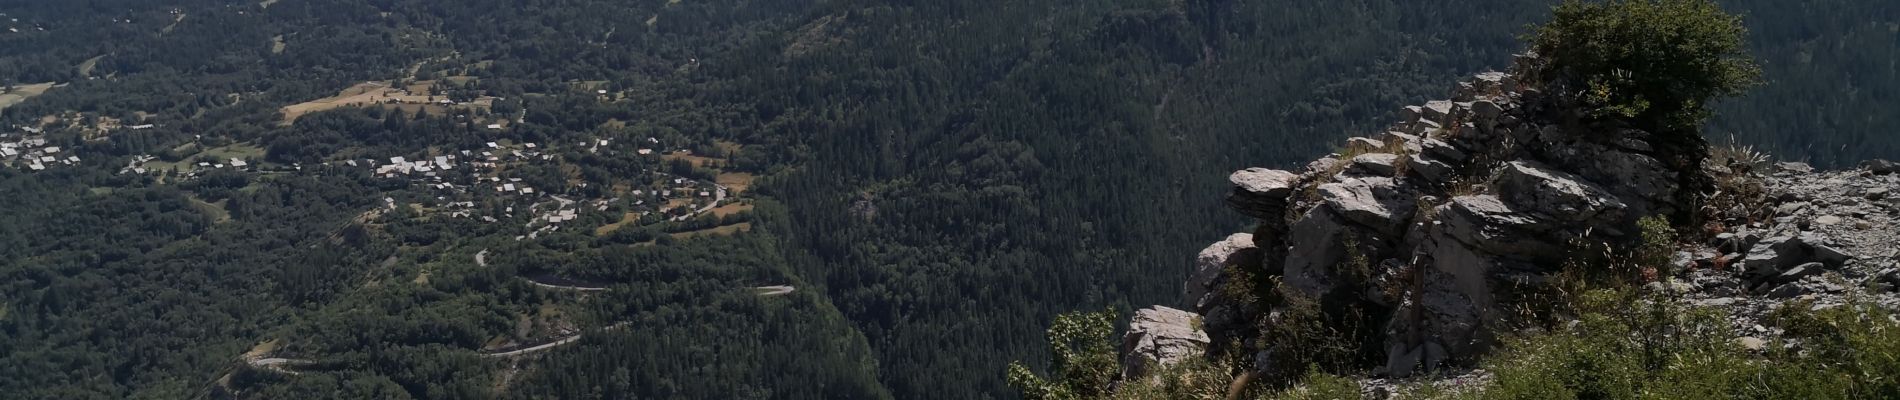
(1119, 55, 1900, 385)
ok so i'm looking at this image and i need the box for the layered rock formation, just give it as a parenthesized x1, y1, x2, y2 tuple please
(1115, 54, 1900, 383)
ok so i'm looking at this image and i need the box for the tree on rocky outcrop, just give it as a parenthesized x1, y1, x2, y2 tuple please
(1526, 0, 1761, 224)
(1528, 0, 1759, 134)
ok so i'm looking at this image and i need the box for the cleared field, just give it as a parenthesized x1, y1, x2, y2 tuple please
(142, 143, 267, 175)
(716, 172, 755, 193)
(594, 212, 643, 236)
(662, 198, 694, 212)
(279, 82, 389, 123)
(78, 55, 106, 77)
(709, 202, 752, 218)
(280, 80, 493, 124)
(661, 152, 721, 168)
(203, 143, 268, 161)
(669, 222, 752, 239)
(187, 195, 232, 223)
(242, 339, 282, 360)
(0, 82, 57, 111)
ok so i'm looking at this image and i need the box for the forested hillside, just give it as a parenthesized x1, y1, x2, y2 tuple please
(0, 0, 1893, 399)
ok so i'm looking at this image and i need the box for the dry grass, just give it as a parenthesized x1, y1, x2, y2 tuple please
(77, 55, 107, 77)
(713, 140, 743, 155)
(716, 172, 755, 193)
(242, 338, 282, 360)
(1708, 135, 1772, 173)
(186, 195, 232, 223)
(0, 82, 57, 111)
(280, 80, 493, 124)
(709, 202, 753, 218)
(661, 152, 722, 168)
(669, 222, 752, 239)
(593, 212, 643, 236)
(662, 198, 694, 212)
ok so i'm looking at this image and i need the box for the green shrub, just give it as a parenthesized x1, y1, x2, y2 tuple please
(1007, 308, 1121, 400)
(1263, 369, 1362, 400)
(1111, 357, 1245, 400)
(1528, 0, 1760, 135)
(1466, 292, 1900, 400)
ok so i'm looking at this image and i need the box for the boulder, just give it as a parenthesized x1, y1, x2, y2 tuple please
(1320, 177, 1417, 236)
(1407, 154, 1456, 184)
(1391, 233, 1499, 363)
(1414, 119, 1445, 136)
(1776, 162, 1814, 174)
(1493, 161, 1628, 226)
(1862, 159, 1898, 175)
(1226, 168, 1299, 220)
(1121, 306, 1210, 380)
(1471, 72, 1510, 94)
(1418, 138, 1468, 162)
(1346, 137, 1385, 153)
(1542, 141, 1679, 217)
(1438, 195, 1562, 259)
(1742, 233, 1855, 283)
(1378, 131, 1428, 154)
(1351, 153, 1402, 177)
(1771, 262, 1827, 285)
(1384, 343, 1424, 377)
(1185, 233, 1261, 310)
(1301, 158, 1347, 181)
(1191, 232, 1272, 353)
(1470, 100, 1503, 122)
(1280, 207, 1354, 296)
(1422, 100, 1455, 125)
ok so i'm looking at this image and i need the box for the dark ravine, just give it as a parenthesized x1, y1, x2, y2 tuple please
(1114, 55, 1900, 392)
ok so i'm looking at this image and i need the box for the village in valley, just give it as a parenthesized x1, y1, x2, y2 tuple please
(2, 18, 781, 379)
(3, 70, 758, 244)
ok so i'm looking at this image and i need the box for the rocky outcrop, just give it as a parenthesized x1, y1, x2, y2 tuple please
(1119, 306, 1210, 380)
(1120, 59, 1704, 381)
(1116, 53, 1900, 386)
(1228, 168, 1300, 221)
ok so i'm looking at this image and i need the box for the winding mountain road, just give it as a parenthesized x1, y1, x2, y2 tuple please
(754, 285, 795, 296)
(481, 322, 630, 358)
(242, 249, 796, 371)
(480, 334, 585, 358)
(523, 279, 608, 292)
(244, 357, 315, 375)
